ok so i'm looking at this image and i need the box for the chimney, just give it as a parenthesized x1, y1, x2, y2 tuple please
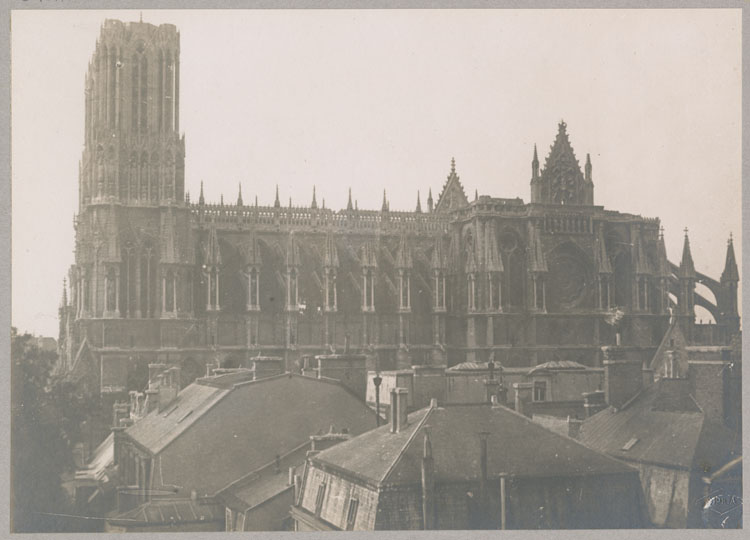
(603, 347, 643, 409)
(484, 378, 500, 404)
(582, 390, 607, 418)
(157, 366, 181, 411)
(148, 363, 167, 389)
(421, 432, 435, 530)
(144, 388, 159, 413)
(513, 382, 533, 417)
(112, 401, 130, 427)
(390, 388, 410, 433)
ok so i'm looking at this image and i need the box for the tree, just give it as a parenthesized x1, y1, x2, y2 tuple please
(10, 327, 98, 533)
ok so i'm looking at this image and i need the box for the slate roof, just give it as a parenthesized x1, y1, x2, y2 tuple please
(578, 382, 740, 471)
(124, 373, 380, 496)
(126, 381, 230, 454)
(312, 403, 635, 488)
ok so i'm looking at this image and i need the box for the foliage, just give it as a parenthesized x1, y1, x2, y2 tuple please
(11, 327, 98, 533)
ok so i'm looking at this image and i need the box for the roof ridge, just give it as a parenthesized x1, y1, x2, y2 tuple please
(380, 406, 435, 485)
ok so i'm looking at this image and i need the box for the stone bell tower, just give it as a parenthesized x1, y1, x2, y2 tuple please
(70, 18, 191, 325)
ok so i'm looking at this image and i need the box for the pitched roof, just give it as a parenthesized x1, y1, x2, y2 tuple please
(125, 374, 380, 496)
(649, 320, 688, 372)
(126, 381, 230, 454)
(578, 383, 740, 470)
(313, 403, 635, 488)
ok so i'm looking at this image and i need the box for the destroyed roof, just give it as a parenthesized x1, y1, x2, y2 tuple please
(312, 403, 635, 488)
(578, 383, 740, 470)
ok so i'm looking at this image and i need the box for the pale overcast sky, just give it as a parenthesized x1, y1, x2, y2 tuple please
(11, 9, 741, 337)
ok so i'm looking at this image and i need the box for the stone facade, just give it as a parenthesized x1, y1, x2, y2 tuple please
(59, 19, 740, 401)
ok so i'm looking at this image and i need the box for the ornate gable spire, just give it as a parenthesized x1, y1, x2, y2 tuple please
(430, 235, 447, 271)
(323, 230, 339, 269)
(678, 228, 696, 279)
(198, 181, 205, 205)
(415, 191, 422, 213)
(721, 233, 739, 283)
(237, 183, 243, 206)
(203, 221, 222, 266)
(633, 229, 652, 275)
(361, 242, 378, 268)
(533, 121, 593, 205)
(527, 222, 548, 273)
(286, 231, 301, 268)
(311, 185, 318, 209)
(347, 188, 353, 211)
(274, 185, 281, 208)
(595, 226, 613, 274)
(434, 157, 469, 214)
(427, 188, 433, 213)
(395, 231, 413, 270)
(484, 226, 504, 273)
(382, 190, 388, 212)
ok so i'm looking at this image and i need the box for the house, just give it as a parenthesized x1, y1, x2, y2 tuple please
(109, 370, 380, 530)
(578, 350, 742, 528)
(291, 388, 645, 530)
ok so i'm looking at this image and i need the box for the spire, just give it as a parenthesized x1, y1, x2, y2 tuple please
(382, 189, 388, 212)
(347, 188, 353, 211)
(289, 196, 292, 209)
(311, 186, 318, 209)
(532, 144, 539, 179)
(237, 183, 243, 206)
(450, 157, 456, 175)
(585, 153, 592, 183)
(474, 189, 478, 202)
(678, 228, 696, 279)
(721, 233, 739, 283)
(484, 225, 504, 273)
(255, 195, 258, 207)
(185, 191, 191, 204)
(656, 227, 670, 278)
(220, 194, 224, 206)
(322, 197, 326, 209)
(427, 188, 433, 213)
(199, 181, 205, 205)
(535, 120, 591, 205)
(274, 185, 281, 208)
(415, 191, 422, 213)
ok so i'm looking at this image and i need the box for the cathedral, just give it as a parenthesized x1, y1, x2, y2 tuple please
(58, 19, 740, 398)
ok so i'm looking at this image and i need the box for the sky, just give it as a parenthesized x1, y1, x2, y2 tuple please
(11, 9, 742, 337)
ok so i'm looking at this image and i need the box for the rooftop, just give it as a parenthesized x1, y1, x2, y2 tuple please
(312, 402, 636, 487)
(579, 382, 740, 470)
